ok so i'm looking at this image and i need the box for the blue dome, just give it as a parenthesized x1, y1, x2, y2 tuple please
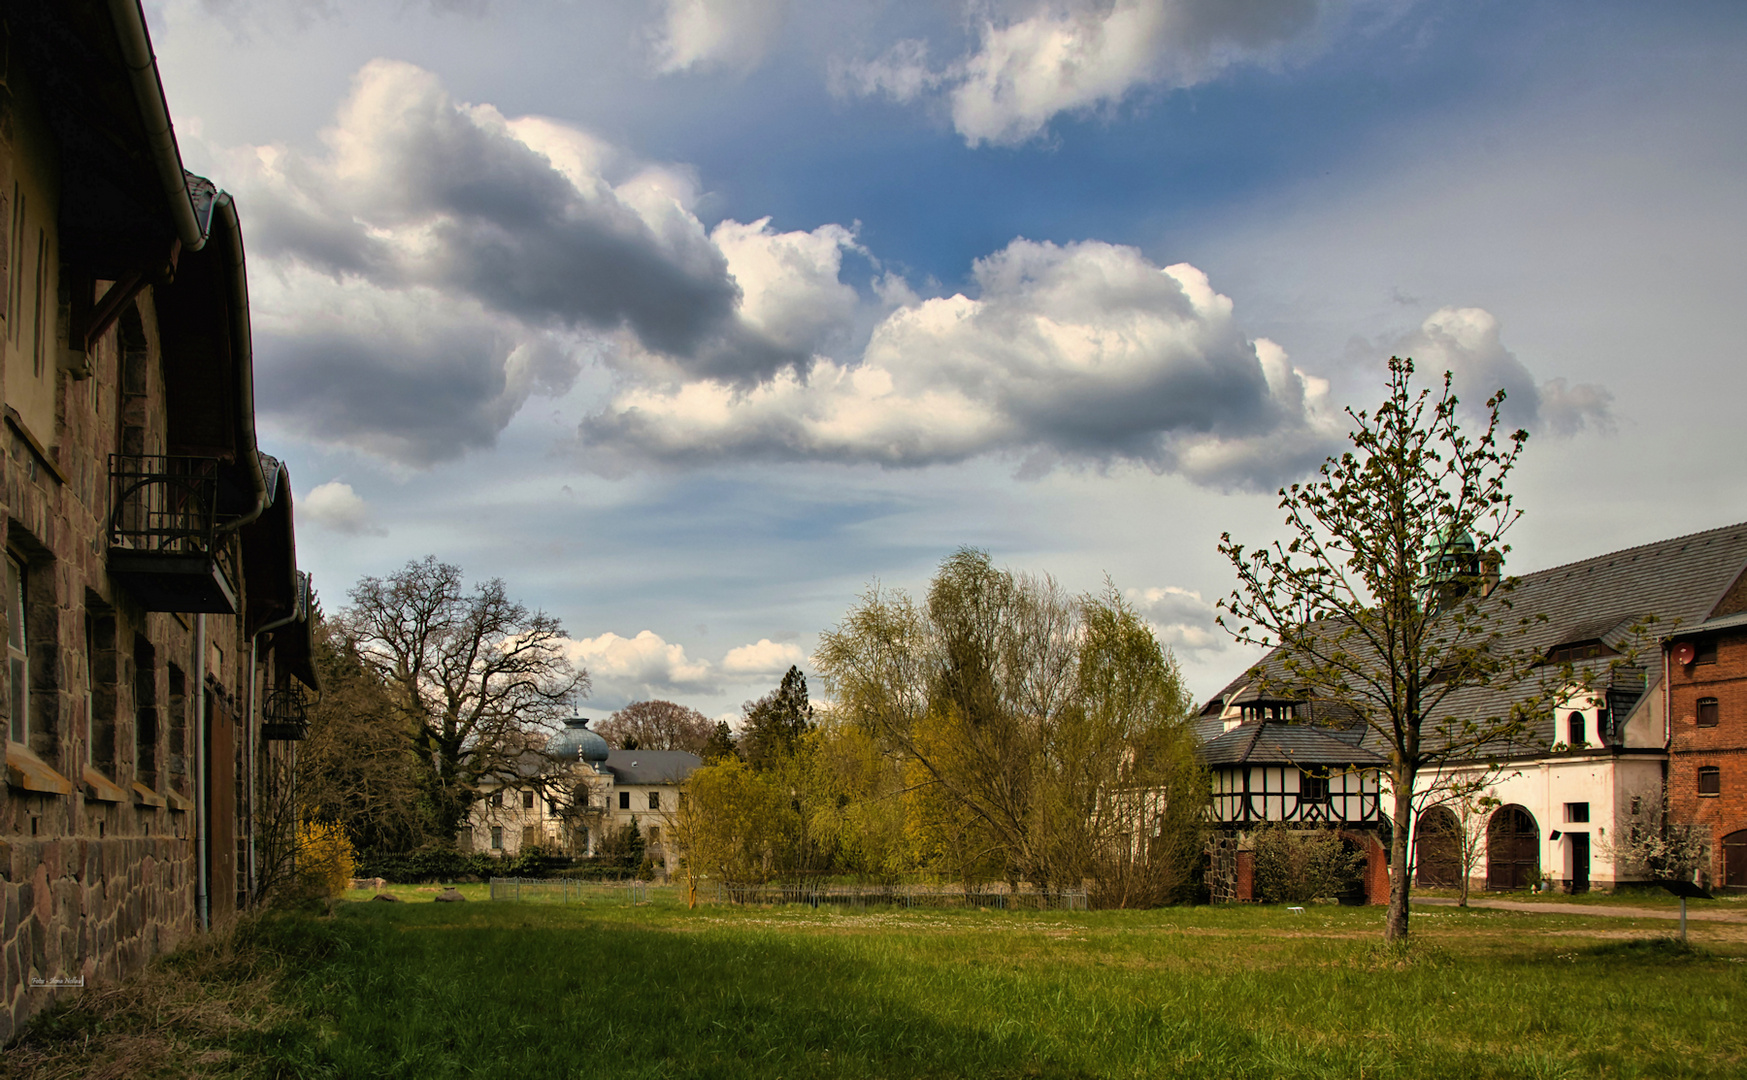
(549, 718, 610, 763)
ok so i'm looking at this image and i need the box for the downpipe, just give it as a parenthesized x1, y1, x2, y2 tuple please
(194, 614, 208, 932)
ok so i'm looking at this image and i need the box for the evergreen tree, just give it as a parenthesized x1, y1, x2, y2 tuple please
(741, 666, 815, 771)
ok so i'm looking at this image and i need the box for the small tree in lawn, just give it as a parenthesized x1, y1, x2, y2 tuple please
(1601, 790, 1712, 941)
(1420, 782, 1500, 908)
(1218, 357, 1555, 944)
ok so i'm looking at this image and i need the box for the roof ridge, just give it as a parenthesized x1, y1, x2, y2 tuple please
(1517, 520, 1747, 582)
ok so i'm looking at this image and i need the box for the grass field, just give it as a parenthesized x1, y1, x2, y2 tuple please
(6, 886, 1746, 1080)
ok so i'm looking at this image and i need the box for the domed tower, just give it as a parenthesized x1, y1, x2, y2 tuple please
(549, 717, 611, 773)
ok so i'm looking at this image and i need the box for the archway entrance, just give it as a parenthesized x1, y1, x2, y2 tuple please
(1486, 805, 1539, 890)
(1414, 806, 1461, 887)
(1724, 830, 1747, 891)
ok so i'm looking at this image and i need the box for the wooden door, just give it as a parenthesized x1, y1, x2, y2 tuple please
(205, 690, 237, 922)
(1725, 830, 1747, 890)
(1486, 805, 1539, 890)
(1414, 806, 1461, 887)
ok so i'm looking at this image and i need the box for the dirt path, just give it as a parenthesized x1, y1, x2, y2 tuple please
(1413, 896, 1747, 923)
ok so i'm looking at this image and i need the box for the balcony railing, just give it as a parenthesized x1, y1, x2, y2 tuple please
(107, 455, 238, 612)
(261, 685, 310, 741)
(108, 454, 222, 554)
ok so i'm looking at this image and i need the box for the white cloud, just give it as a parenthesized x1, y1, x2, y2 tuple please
(583, 239, 1343, 490)
(1127, 585, 1226, 654)
(840, 0, 1322, 146)
(720, 638, 806, 676)
(1400, 307, 1614, 438)
(301, 480, 388, 536)
(562, 631, 809, 705)
(650, 0, 792, 75)
(565, 630, 720, 699)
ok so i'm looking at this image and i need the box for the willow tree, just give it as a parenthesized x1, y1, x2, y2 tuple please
(817, 549, 1201, 901)
(1217, 357, 1547, 943)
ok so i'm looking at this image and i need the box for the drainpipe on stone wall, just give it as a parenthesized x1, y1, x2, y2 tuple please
(194, 613, 208, 932)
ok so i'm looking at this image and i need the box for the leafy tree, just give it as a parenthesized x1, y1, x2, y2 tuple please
(597, 699, 713, 753)
(1249, 824, 1367, 904)
(740, 666, 815, 772)
(700, 720, 739, 763)
(1217, 357, 1556, 942)
(817, 550, 1202, 903)
(341, 556, 587, 842)
(672, 756, 788, 889)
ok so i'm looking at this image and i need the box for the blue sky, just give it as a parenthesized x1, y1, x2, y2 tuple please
(146, 0, 1747, 718)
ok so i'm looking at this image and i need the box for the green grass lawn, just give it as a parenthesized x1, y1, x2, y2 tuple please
(8, 888, 1746, 1079)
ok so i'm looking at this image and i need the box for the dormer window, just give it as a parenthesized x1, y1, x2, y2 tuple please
(1239, 703, 1294, 722)
(1547, 640, 1615, 665)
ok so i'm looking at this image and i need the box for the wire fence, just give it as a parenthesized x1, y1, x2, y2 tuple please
(712, 883, 1088, 911)
(488, 878, 650, 905)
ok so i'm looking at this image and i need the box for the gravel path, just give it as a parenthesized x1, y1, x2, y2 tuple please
(1413, 895, 1747, 923)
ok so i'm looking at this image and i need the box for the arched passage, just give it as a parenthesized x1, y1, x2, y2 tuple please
(1724, 830, 1747, 891)
(1414, 805, 1461, 887)
(1486, 805, 1539, 890)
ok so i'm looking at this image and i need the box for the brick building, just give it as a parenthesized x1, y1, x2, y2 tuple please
(1665, 610, 1747, 889)
(1, 3, 314, 1042)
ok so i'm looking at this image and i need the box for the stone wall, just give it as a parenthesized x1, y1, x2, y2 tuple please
(0, 834, 195, 1043)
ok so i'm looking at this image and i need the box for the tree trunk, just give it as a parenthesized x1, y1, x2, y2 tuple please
(1385, 766, 1417, 942)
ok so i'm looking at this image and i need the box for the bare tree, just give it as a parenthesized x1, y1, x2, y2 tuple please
(342, 557, 587, 842)
(597, 700, 713, 753)
(1218, 358, 1558, 943)
(1417, 783, 1499, 907)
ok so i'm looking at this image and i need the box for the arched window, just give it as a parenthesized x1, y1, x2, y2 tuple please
(1567, 712, 1586, 746)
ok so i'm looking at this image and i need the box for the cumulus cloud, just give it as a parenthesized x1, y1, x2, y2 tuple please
(300, 480, 387, 536)
(1127, 585, 1225, 654)
(650, 0, 792, 74)
(720, 638, 807, 676)
(561, 631, 809, 704)
(1400, 307, 1614, 437)
(839, 0, 1323, 146)
(582, 239, 1343, 490)
(565, 631, 721, 700)
(234, 60, 885, 464)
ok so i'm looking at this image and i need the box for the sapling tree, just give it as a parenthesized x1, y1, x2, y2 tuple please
(1218, 357, 1555, 943)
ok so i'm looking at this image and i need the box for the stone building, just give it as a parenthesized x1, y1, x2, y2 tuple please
(1, 2, 314, 1042)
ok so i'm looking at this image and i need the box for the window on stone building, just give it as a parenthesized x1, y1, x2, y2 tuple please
(648, 791, 660, 810)
(647, 825, 661, 843)
(1694, 638, 1717, 665)
(1697, 698, 1719, 728)
(1565, 802, 1590, 823)
(490, 826, 503, 850)
(490, 790, 503, 808)
(522, 826, 538, 849)
(1698, 766, 1721, 797)
(167, 664, 187, 792)
(85, 599, 118, 772)
(135, 636, 158, 785)
(523, 789, 535, 809)
(7, 554, 27, 745)
(619, 790, 630, 809)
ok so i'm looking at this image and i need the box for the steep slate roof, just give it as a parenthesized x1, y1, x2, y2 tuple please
(1201, 520, 1747, 760)
(1201, 722, 1387, 767)
(605, 750, 702, 785)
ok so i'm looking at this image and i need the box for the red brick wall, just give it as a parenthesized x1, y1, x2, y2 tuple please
(1668, 628, 1747, 888)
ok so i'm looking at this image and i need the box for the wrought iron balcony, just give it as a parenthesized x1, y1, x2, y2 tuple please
(107, 454, 238, 613)
(261, 685, 310, 741)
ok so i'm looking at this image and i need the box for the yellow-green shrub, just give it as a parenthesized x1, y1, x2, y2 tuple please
(297, 820, 358, 898)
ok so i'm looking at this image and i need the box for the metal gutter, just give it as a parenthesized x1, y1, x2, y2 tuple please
(210, 192, 269, 533)
(105, 0, 206, 252)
